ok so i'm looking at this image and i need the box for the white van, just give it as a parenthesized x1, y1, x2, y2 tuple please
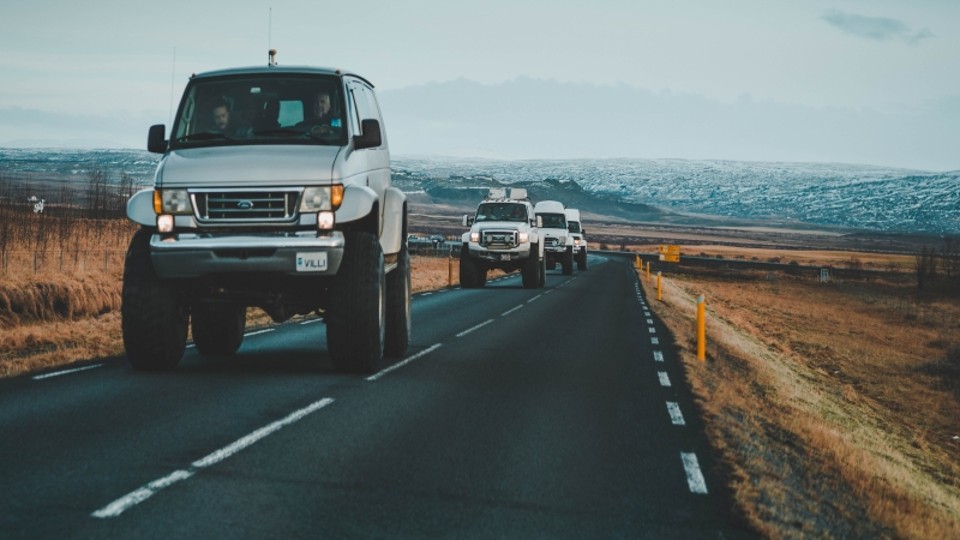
(123, 61, 408, 374)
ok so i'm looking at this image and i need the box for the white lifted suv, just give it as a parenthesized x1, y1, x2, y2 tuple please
(122, 60, 409, 374)
(565, 207, 588, 271)
(534, 200, 574, 275)
(460, 188, 544, 288)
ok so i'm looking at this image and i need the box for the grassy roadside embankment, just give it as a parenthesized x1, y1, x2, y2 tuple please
(0, 252, 460, 378)
(0, 209, 466, 377)
(639, 255, 960, 538)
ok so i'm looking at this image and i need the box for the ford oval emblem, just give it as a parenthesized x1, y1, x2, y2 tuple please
(237, 200, 254, 210)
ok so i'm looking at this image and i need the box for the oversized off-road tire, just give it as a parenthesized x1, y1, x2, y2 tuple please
(192, 304, 246, 356)
(577, 248, 588, 271)
(459, 246, 484, 289)
(562, 246, 574, 275)
(522, 243, 540, 289)
(384, 245, 411, 358)
(121, 228, 188, 371)
(327, 232, 385, 373)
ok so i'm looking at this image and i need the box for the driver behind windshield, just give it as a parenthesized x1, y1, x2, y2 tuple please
(296, 90, 342, 136)
(210, 99, 251, 137)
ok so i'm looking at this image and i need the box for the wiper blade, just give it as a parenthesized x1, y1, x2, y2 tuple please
(252, 128, 305, 136)
(253, 128, 326, 142)
(178, 132, 238, 143)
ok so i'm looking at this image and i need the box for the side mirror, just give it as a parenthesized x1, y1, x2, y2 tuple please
(536, 216, 543, 228)
(147, 124, 167, 154)
(462, 215, 473, 227)
(353, 119, 382, 150)
(581, 229, 587, 236)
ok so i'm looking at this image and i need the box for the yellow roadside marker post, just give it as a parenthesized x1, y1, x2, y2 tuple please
(656, 271, 662, 302)
(646, 261, 651, 281)
(697, 295, 706, 362)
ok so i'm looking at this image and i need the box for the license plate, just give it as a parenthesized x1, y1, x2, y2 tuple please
(500, 254, 511, 261)
(296, 252, 327, 272)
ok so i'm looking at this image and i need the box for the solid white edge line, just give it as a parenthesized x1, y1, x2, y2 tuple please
(92, 397, 334, 518)
(366, 343, 442, 382)
(658, 371, 672, 387)
(501, 305, 524, 317)
(681, 452, 709, 494)
(651, 337, 660, 345)
(667, 401, 686, 426)
(456, 319, 495, 337)
(32, 364, 103, 380)
(244, 329, 275, 337)
(299, 319, 322, 325)
(646, 318, 654, 325)
(648, 327, 656, 334)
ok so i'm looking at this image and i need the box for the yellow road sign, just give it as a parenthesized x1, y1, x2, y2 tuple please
(659, 244, 681, 263)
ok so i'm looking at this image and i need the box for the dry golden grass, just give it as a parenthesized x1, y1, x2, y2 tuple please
(640, 261, 960, 538)
(0, 238, 473, 377)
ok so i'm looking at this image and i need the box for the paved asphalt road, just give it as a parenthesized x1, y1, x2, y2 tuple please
(0, 253, 752, 539)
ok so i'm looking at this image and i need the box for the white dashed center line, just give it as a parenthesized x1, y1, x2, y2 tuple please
(92, 397, 335, 518)
(658, 371, 671, 387)
(367, 343, 442, 382)
(456, 319, 495, 337)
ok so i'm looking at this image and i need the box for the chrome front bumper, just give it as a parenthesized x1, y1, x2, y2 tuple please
(149, 231, 345, 278)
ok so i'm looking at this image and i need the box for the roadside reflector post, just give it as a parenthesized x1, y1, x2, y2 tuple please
(656, 271, 662, 302)
(448, 256, 455, 286)
(646, 261, 651, 281)
(634, 254, 640, 269)
(697, 295, 706, 362)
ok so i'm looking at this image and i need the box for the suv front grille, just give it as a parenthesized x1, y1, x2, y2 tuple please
(545, 236, 560, 248)
(481, 229, 518, 248)
(193, 190, 299, 222)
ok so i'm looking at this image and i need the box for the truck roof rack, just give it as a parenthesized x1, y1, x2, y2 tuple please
(484, 187, 529, 201)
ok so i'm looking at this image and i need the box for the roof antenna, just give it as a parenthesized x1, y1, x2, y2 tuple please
(168, 46, 177, 124)
(267, 7, 277, 66)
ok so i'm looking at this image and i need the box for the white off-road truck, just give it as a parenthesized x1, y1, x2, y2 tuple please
(460, 188, 544, 289)
(121, 59, 409, 374)
(534, 200, 574, 275)
(565, 207, 588, 271)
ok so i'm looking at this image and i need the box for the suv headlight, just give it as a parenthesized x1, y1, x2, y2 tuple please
(470, 231, 480, 243)
(300, 185, 344, 212)
(153, 189, 192, 215)
(518, 232, 529, 243)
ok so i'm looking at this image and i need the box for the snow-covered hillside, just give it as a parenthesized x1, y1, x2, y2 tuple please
(1, 149, 956, 234)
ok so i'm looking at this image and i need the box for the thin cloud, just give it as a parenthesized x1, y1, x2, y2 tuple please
(822, 9, 933, 44)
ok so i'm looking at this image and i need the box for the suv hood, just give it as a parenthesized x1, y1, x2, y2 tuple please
(474, 220, 529, 230)
(156, 145, 343, 188)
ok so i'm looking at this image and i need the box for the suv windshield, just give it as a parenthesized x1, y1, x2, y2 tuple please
(476, 203, 528, 223)
(171, 74, 346, 149)
(539, 213, 567, 228)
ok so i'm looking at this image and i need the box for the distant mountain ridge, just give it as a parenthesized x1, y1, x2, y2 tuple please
(0, 149, 956, 235)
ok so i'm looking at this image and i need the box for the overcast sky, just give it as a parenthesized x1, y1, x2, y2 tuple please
(1, 0, 957, 170)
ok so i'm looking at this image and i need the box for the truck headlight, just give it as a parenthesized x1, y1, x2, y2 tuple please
(153, 189, 192, 215)
(300, 185, 344, 212)
(470, 232, 480, 243)
(518, 232, 529, 243)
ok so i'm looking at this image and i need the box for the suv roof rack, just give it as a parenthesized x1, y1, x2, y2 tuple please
(484, 187, 529, 201)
